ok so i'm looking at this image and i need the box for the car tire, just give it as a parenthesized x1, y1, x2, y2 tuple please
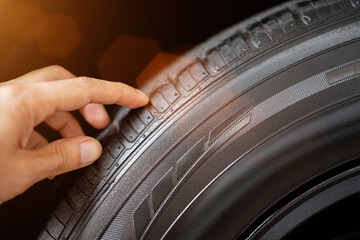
(40, 1, 360, 239)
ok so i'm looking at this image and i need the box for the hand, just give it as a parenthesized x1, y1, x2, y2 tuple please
(0, 65, 149, 204)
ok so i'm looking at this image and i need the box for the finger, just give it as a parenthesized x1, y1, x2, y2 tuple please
(8, 65, 75, 84)
(1, 77, 149, 147)
(23, 77, 149, 125)
(80, 103, 110, 129)
(25, 131, 48, 150)
(44, 111, 85, 138)
(5, 66, 110, 129)
(25, 136, 102, 183)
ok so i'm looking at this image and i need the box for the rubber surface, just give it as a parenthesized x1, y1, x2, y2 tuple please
(39, 0, 360, 239)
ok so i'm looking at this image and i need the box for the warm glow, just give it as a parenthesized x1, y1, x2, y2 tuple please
(8, 2, 45, 40)
(136, 52, 187, 89)
(98, 34, 160, 83)
(35, 13, 81, 58)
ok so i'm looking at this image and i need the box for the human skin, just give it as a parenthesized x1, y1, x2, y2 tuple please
(0, 65, 149, 204)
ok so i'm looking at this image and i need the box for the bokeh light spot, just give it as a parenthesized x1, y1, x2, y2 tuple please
(35, 13, 81, 58)
(98, 34, 160, 86)
(136, 52, 184, 89)
(8, 2, 45, 40)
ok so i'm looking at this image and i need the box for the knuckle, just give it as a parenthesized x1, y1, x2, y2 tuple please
(53, 144, 72, 172)
(48, 65, 67, 73)
(76, 76, 93, 87)
(117, 84, 124, 96)
(0, 84, 23, 100)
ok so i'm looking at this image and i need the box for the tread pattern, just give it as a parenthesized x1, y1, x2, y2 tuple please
(39, 1, 360, 239)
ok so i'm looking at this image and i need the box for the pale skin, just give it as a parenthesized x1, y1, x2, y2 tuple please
(0, 65, 149, 204)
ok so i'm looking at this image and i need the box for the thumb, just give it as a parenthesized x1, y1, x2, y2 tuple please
(30, 136, 102, 181)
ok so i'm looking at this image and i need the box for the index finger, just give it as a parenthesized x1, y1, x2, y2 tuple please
(21, 77, 149, 126)
(5, 65, 75, 84)
(8, 66, 115, 129)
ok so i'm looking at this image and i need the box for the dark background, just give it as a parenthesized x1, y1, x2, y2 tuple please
(0, 0, 287, 239)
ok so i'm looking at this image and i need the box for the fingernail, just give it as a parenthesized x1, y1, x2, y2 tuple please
(80, 139, 102, 166)
(136, 89, 149, 102)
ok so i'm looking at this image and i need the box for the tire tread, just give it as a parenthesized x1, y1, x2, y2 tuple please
(38, 1, 360, 239)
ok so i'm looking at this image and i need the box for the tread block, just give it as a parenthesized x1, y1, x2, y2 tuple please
(152, 168, 173, 212)
(136, 107, 153, 125)
(189, 60, 208, 82)
(218, 43, 237, 64)
(106, 136, 124, 159)
(230, 36, 249, 57)
(263, 18, 284, 39)
(161, 82, 180, 104)
(120, 121, 138, 142)
(45, 215, 64, 239)
(177, 69, 197, 91)
(277, 11, 297, 32)
(312, 0, 331, 18)
(128, 113, 146, 134)
(77, 175, 94, 195)
(176, 137, 206, 180)
(248, 24, 271, 48)
(54, 200, 73, 225)
(207, 49, 226, 71)
(326, 0, 346, 12)
(150, 92, 170, 113)
(98, 151, 115, 169)
(38, 230, 55, 240)
(84, 165, 100, 185)
(297, 1, 320, 25)
(133, 195, 151, 239)
(67, 185, 87, 211)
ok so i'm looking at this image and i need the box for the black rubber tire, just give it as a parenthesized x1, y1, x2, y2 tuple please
(39, 1, 360, 239)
